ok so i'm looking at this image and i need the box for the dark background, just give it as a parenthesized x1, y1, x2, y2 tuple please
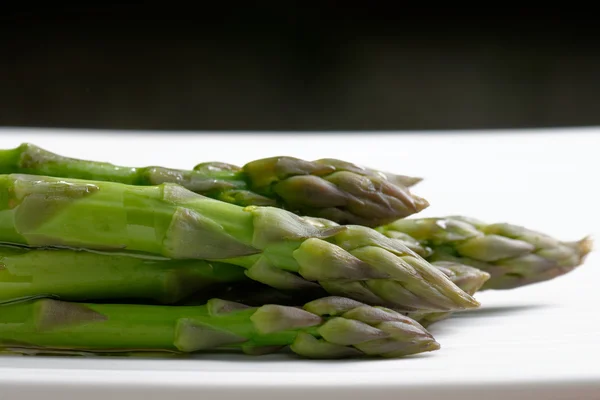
(2, 5, 600, 131)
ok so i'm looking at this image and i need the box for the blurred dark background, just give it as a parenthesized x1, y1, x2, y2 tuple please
(2, 4, 600, 131)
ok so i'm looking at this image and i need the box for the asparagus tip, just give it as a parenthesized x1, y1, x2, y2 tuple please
(424, 340, 441, 352)
(400, 175, 424, 187)
(413, 194, 430, 213)
(578, 235, 594, 259)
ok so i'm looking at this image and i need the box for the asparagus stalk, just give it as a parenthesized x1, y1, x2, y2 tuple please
(376, 216, 592, 290)
(0, 143, 426, 226)
(0, 245, 486, 327)
(0, 296, 440, 359)
(0, 173, 478, 312)
(0, 244, 247, 304)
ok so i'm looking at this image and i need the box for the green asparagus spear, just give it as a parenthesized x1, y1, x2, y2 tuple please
(204, 262, 490, 328)
(0, 244, 485, 327)
(0, 244, 247, 304)
(376, 216, 592, 290)
(0, 296, 440, 359)
(0, 173, 478, 312)
(0, 143, 426, 226)
(240, 156, 426, 226)
(404, 261, 490, 327)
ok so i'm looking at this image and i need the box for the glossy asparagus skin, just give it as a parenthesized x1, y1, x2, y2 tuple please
(0, 244, 247, 304)
(0, 173, 478, 312)
(0, 143, 426, 226)
(0, 296, 440, 359)
(377, 216, 592, 290)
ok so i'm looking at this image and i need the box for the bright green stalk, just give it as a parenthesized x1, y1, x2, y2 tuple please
(376, 216, 593, 290)
(0, 244, 246, 304)
(0, 296, 440, 359)
(0, 143, 426, 226)
(0, 143, 248, 193)
(0, 173, 478, 312)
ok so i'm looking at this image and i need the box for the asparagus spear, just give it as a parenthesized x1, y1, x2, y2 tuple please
(0, 143, 426, 226)
(0, 244, 486, 327)
(0, 173, 478, 312)
(376, 216, 592, 290)
(0, 296, 440, 359)
(0, 244, 247, 304)
(404, 262, 490, 327)
(203, 262, 491, 328)
(240, 156, 426, 226)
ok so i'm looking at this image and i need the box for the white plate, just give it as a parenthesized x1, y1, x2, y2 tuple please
(0, 127, 598, 400)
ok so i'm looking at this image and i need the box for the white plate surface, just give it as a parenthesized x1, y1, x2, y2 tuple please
(0, 127, 598, 400)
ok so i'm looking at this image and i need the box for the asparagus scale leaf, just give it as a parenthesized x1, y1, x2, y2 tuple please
(0, 143, 427, 226)
(0, 173, 478, 312)
(377, 216, 593, 290)
(0, 296, 440, 359)
(405, 262, 491, 327)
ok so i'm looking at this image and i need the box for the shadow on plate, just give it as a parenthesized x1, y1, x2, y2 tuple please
(453, 303, 550, 318)
(426, 303, 552, 336)
(1, 346, 437, 364)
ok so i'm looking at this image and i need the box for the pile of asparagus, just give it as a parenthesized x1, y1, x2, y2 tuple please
(0, 143, 591, 359)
